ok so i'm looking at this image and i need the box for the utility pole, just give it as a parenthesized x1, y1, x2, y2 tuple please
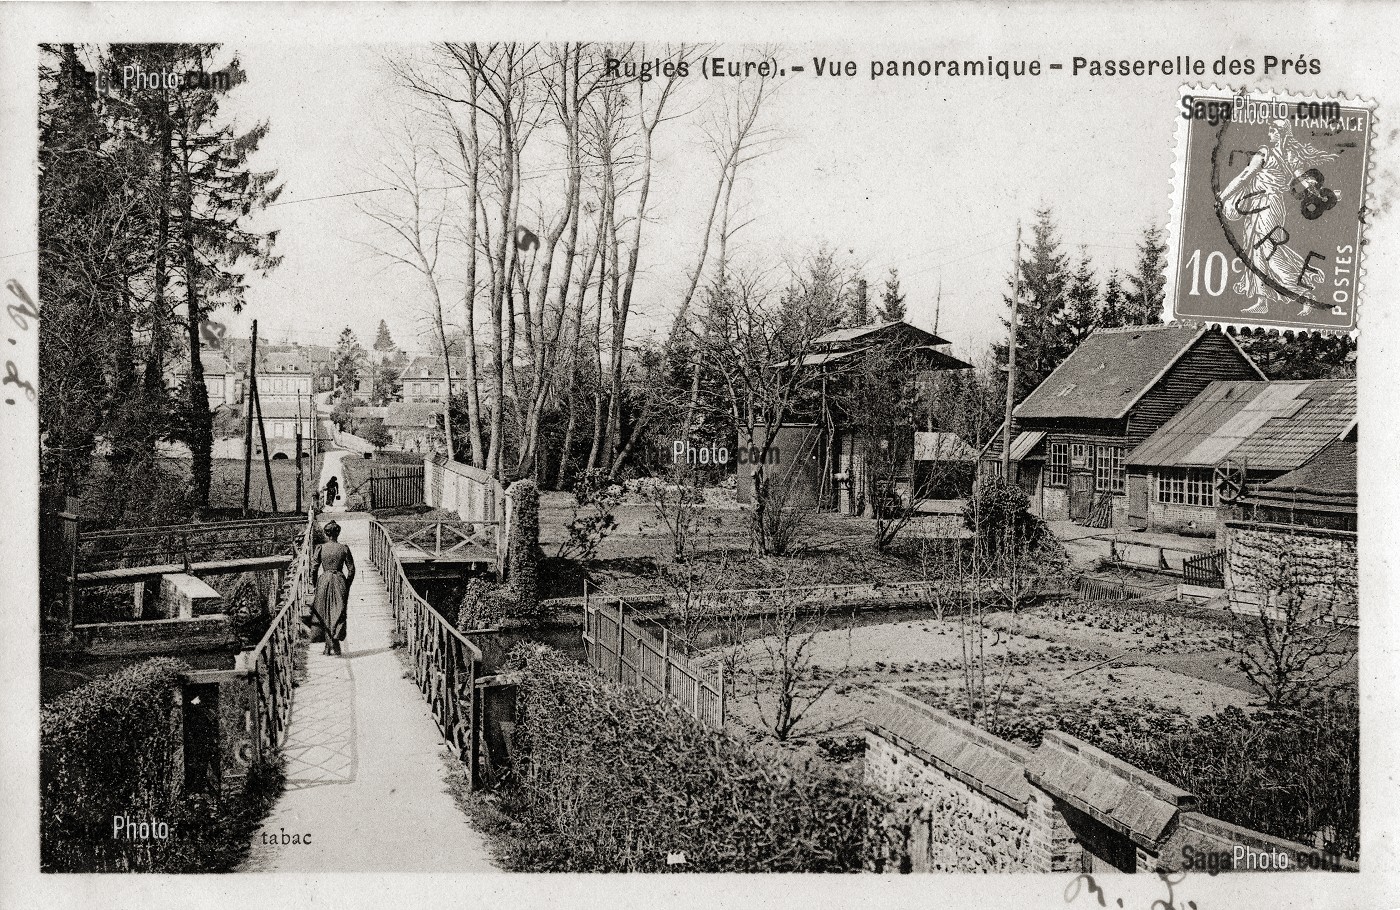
(242, 320, 259, 517)
(1001, 221, 1021, 478)
(295, 392, 304, 513)
(933, 276, 943, 336)
(252, 367, 279, 514)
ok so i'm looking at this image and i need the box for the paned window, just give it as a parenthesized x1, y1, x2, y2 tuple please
(1156, 468, 1214, 506)
(1096, 446, 1125, 493)
(1048, 442, 1069, 487)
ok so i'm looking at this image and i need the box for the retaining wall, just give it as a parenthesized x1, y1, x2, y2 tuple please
(864, 689, 1357, 874)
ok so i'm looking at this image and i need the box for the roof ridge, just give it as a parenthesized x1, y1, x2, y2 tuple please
(1090, 323, 1195, 335)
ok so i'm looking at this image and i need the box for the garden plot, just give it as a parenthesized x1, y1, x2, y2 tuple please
(716, 604, 1257, 771)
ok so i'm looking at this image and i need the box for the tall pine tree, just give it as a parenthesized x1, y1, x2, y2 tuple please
(1124, 224, 1167, 325)
(993, 208, 1074, 403)
(1065, 246, 1100, 343)
(878, 267, 906, 322)
(1099, 268, 1128, 328)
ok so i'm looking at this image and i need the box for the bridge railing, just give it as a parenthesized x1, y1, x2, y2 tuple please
(77, 515, 306, 575)
(245, 510, 317, 764)
(368, 518, 482, 785)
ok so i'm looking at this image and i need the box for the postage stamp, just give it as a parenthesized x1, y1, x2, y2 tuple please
(1167, 85, 1376, 332)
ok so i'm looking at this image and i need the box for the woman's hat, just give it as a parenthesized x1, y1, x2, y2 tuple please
(322, 520, 341, 537)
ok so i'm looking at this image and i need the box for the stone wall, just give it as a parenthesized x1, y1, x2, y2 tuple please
(864, 690, 1032, 872)
(863, 690, 1356, 874)
(865, 733, 1032, 872)
(1223, 519, 1358, 621)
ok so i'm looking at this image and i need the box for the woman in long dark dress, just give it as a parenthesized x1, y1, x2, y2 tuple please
(311, 520, 356, 655)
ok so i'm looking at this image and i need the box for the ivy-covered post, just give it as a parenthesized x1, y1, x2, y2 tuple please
(505, 480, 540, 620)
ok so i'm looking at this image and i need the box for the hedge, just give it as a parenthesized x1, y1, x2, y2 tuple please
(41, 657, 285, 872)
(507, 645, 871, 872)
(41, 657, 188, 872)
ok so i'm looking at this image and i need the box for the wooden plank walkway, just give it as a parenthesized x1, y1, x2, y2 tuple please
(239, 516, 495, 872)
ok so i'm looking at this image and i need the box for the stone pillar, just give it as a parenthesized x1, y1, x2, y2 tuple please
(156, 573, 224, 619)
(504, 480, 540, 618)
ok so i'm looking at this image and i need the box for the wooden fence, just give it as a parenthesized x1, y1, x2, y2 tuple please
(1182, 548, 1226, 588)
(582, 582, 725, 729)
(368, 518, 482, 785)
(370, 463, 425, 509)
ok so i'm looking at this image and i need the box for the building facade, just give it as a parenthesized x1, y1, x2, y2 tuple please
(1126, 379, 1355, 537)
(979, 325, 1264, 529)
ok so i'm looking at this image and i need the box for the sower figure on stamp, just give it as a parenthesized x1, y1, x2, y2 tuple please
(311, 520, 355, 656)
(1218, 118, 1340, 317)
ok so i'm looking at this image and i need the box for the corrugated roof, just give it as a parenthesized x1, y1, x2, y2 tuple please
(1008, 430, 1046, 462)
(1014, 325, 1208, 420)
(1127, 379, 1355, 472)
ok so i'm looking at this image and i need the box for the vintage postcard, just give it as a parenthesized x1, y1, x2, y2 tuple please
(1, 3, 1398, 910)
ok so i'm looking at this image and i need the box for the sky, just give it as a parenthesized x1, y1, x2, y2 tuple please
(205, 8, 1400, 364)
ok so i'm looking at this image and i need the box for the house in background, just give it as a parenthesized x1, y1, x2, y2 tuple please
(1125, 379, 1355, 538)
(245, 399, 316, 459)
(978, 324, 1265, 529)
(256, 351, 314, 403)
(737, 319, 973, 514)
(384, 402, 445, 453)
(400, 355, 470, 404)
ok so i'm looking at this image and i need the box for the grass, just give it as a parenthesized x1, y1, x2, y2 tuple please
(209, 456, 310, 513)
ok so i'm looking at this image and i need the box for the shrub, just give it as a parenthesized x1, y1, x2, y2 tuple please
(961, 475, 1050, 555)
(41, 658, 188, 872)
(556, 469, 621, 563)
(506, 645, 872, 872)
(41, 658, 285, 872)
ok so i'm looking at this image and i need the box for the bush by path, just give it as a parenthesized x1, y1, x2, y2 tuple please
(504, 644, 872, 872)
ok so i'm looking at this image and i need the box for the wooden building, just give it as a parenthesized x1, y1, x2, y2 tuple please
(978, 324, 1264, 529)
(1127, 379, 1355, 536)
(736, 320, 972, 513)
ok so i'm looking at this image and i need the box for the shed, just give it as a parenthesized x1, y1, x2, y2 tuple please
(979, 324, 1264, 529)
(1126, 379, 1354, 535)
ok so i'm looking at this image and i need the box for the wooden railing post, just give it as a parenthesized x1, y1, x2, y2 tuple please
(662, 629, 671, 700)
(617, 597, 626, 683)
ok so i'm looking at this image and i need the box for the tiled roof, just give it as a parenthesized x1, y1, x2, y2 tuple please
(811, 320, 951, 349)
(247, 400, 315, 420)
(1247, 436, 1356, 513)
(202, 351, 232, 375)
(384, 402, 442, 427)
(258, 351, 312, 374)
(400, 355, 469, 380)
(1126, 379, 1355, 472)
(1014, 324, 1209, 420)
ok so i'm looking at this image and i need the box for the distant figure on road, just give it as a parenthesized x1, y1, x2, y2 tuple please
(311, 520, 355, 656)
(324, 475, 339, 507)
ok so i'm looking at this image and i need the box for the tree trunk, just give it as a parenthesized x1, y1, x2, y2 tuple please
(180, 135, 212, 515)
